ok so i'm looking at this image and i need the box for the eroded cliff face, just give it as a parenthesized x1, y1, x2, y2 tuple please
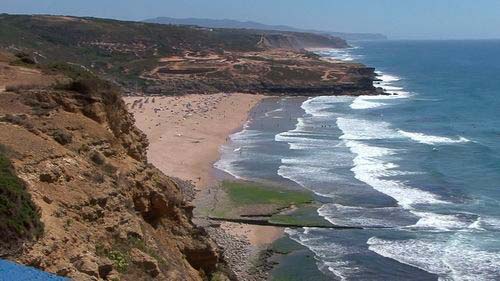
(258, 33, 349, 50)
(0, 69, 222, 280)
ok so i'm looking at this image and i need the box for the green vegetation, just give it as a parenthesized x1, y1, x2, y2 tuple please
(0, 146, 43, 243)
(10, 51, 37, 67)
(210, 272, 229, 281)
(127, 236, 166, 266)
(0, 14, 348, 94)
(0, 14, 263, 89)
(222, 181, 313, 206)
(208, 181, 333, 228)
(95, 236, 165, 274)
(108, 250, 129, 273)
(42, 62, 96, 80)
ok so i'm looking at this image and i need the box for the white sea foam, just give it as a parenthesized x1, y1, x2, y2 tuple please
(351, 91, 412, 110)
(337, 117, 446, 208)
(376, 71, 401, 83)
(373, 71, 411, 96)
(398, 130, 471, 145)
(279, 104, 448, 209)
(285, 228, 360, 280)
(214, 128, 265, 179)
(275, 96, 356, 198)
(314, 48, 361, 62)
(301, 95, 353, 117)
(470, 216, 500, 231)
(351, 71, 412, 110)
(264, 107, 284, 117)
(407, 211, 478, 231)
(318, 204, 418, 228)
(337, 117, 401, 140)
(350, 98, 386, 110)
(367, 236, 500, 281)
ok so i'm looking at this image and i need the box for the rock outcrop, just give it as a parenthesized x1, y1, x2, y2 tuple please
(0, 65, 224, 280)
(0, 14, 374, 97)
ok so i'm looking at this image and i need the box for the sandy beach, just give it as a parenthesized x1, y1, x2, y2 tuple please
(125, 93, 284, 252)
(124, 93, 262, 189)
(220, 222, 284, 246)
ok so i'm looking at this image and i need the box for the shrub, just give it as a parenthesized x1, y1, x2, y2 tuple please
(52, 129, 73, 145)
(0, 146, 43, 244)
(12, 52, 36, 65)
(42, 62, 94, 80)
(108, 250, 129, 273)
(5, 83, 41, 93)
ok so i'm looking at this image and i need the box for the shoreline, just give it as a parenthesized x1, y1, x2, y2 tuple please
(124, 92, 286, 279)
(124, 93, 263, 190)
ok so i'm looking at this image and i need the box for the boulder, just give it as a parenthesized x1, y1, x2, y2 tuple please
(97, 257, 114, 279)
(72, 253, 99, 278)
(129, 248, 160, 277)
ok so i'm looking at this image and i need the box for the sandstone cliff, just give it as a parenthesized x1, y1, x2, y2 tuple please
(0, 60, 225, 280)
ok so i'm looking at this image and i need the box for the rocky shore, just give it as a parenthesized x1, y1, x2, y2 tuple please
(0, 14, 386, 281)
(0, 58, 227, 280)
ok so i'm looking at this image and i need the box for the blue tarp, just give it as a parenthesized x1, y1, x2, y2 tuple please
(0, 260, 68, 281)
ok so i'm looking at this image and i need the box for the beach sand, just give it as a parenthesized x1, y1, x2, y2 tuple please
(220, 222, 284, 246)
(124, 93, 262, 189)
(125, 93, 284, 248)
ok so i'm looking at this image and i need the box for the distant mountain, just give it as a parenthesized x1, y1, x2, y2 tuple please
(144, 17, 388, 41)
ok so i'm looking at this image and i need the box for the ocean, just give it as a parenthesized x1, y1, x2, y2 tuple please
(215, 40, 500, 280)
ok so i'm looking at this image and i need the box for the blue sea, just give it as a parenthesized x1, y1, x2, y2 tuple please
(0, 259, 68, 280)
(216, 40, 500, 280)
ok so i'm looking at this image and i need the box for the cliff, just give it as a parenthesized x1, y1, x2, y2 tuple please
(258, 33, 349, 50)
(143, 50, 379, 96)
(0, 14, 376, 97)
(0, 57, 225, 280)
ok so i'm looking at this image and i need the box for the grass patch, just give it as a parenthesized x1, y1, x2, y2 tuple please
(222, 181, 313, 206)
(0, 146, 43, 243)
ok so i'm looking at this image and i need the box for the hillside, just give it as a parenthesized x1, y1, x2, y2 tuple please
(0, 14, 381, 96)
(0, 53, 228, 280)
(145, 17, 388, 41)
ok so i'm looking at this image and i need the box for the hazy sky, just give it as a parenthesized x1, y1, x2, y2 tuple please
(2, 0, 500, 39)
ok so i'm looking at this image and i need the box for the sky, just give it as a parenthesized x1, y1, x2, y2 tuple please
(2, 0, 500, 39)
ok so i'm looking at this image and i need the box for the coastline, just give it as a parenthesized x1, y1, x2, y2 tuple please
(124, 93, 263, 190)
(124, 92, 287, 279)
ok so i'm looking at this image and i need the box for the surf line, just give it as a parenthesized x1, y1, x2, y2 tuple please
(208, 216, 398, 230)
